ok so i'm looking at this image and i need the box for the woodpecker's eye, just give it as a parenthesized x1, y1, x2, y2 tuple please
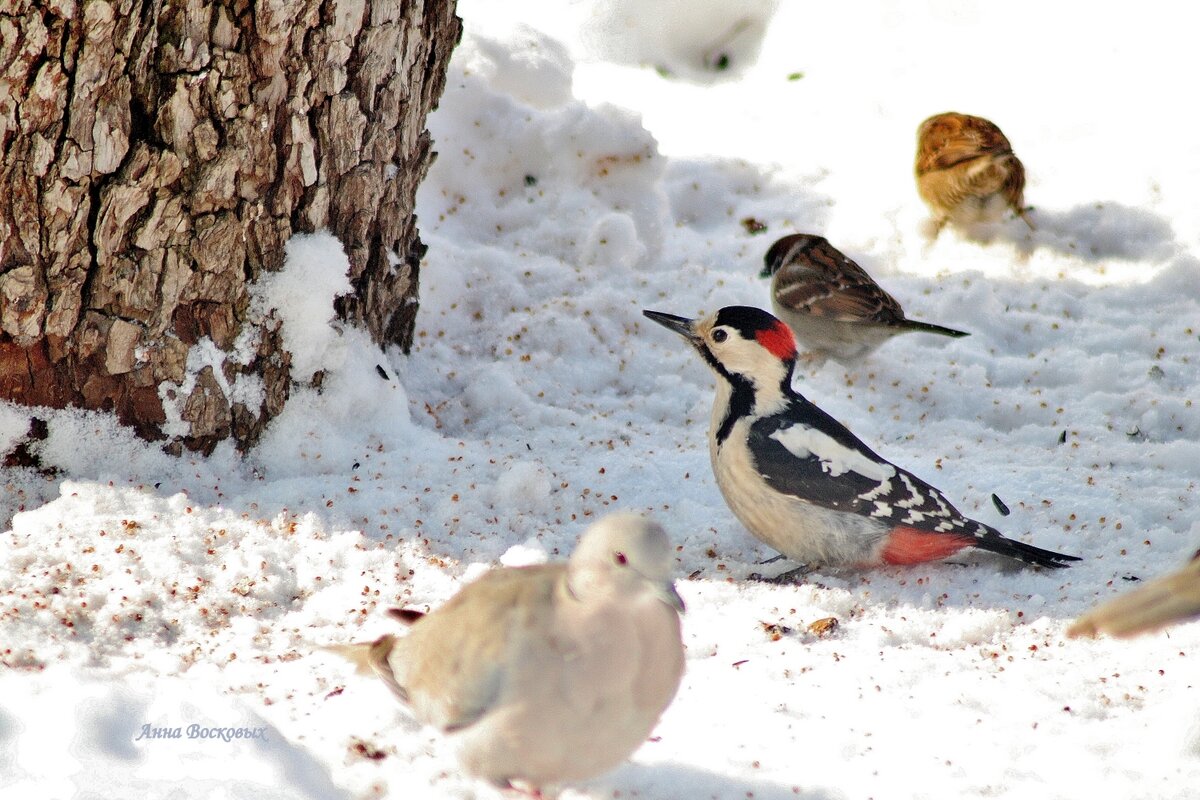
(614, 552, 628, 566)
(712, 329, 728, 343)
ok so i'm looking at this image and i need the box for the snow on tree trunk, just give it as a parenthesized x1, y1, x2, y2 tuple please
(0, 0, 460, 454)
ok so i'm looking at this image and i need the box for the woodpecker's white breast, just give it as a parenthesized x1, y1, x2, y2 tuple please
(708, 414, 890, 566)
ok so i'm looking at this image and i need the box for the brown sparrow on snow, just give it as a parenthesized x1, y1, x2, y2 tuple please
(759, 233, 969, 361)
(915, 112, 1032, 233)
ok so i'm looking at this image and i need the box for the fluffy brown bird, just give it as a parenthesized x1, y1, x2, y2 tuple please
(759, 233, 968, 360)
(915, 112, 1032, 232)
(1069, 551, 1200, 638)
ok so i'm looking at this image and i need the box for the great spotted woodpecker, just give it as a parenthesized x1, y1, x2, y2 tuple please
(760, 234, 969, 360)
(643, 305, 1078, 576)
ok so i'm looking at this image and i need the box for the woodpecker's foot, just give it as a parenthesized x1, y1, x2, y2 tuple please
(757, 553, 787, 566)
(748, 564, 814, 584)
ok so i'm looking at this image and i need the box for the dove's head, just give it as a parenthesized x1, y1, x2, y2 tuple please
(568, 513, 685, 612)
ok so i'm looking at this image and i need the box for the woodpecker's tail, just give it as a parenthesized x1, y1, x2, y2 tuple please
(902, 319, 970, 339)
(974, 533, 1081, 569)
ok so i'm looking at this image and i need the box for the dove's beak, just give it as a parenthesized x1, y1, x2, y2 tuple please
(657, 581, 686, 614)
(643, 310, 698, 344)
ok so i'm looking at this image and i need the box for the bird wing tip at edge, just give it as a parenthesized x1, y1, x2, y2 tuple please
(1065, 618, 1098, 638)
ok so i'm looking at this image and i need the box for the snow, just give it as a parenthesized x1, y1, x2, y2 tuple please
(3, 1, 1200, 798)
(252, 232, 355, 382)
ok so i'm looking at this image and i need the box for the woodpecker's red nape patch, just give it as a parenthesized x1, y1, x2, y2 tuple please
(755, 321, 797, 361)
(881, 527, 974, 565)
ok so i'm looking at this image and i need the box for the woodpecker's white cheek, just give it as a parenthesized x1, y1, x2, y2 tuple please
(711, 338, 782, 380)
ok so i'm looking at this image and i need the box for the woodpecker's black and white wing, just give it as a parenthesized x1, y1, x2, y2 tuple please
(746, 398, 1078, 568)
(747, 400, 967, 530)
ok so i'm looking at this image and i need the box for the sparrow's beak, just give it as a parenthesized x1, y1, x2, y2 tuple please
(643, 310, 698, 342)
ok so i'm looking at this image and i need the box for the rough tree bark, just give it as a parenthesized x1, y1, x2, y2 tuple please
(0, 0, 460, 454)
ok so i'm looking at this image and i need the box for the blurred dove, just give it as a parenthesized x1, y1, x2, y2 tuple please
(915, 111, 1032, 233)
(1069, 551, 1200, 638)
(759, 233, 968, 360)
(333, 512, 686, 793)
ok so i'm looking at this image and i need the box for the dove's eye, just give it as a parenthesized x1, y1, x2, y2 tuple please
(614, 552, 628, 566)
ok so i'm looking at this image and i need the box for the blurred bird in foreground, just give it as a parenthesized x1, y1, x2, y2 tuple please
(759, 233, 968, 360)
(915, 111, 1032, 234)
(330, 512, 685, 795)
(1069, 550, 1200, 638)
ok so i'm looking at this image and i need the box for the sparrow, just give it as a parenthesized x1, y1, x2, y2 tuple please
(915, 111, 1032, 232)
(759, 233, 969, 360)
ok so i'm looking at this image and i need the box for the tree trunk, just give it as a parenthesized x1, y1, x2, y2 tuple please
(0, 0, 460, 454)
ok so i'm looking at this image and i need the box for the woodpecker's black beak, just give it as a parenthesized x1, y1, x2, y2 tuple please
(643, 310, 698, 342)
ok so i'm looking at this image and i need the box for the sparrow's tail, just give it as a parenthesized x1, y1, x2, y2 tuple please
(902, 319, 970, 339)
